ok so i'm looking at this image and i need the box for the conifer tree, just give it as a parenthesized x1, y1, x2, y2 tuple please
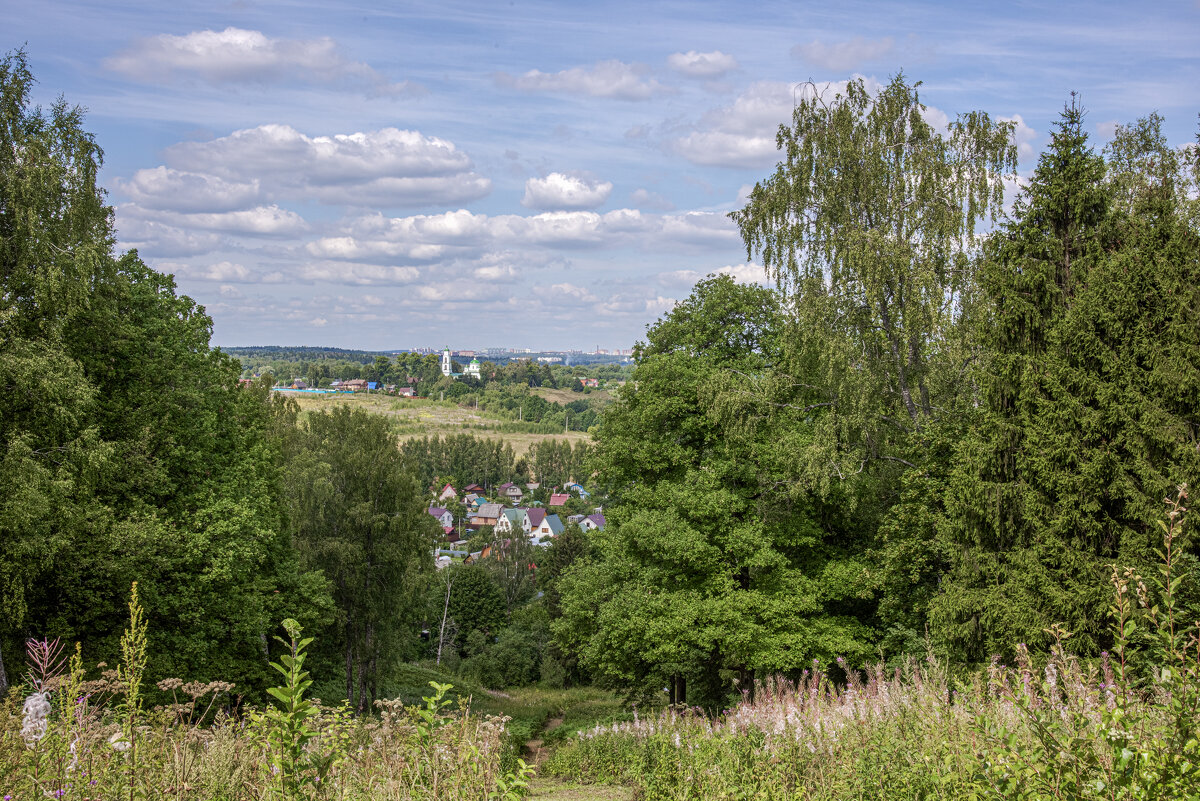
(933, 102, 1200, 659)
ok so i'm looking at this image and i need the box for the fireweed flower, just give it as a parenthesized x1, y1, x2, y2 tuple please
(21, 692, 51, 746)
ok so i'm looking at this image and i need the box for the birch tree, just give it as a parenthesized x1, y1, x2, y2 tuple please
(731, 74, 1016, 482)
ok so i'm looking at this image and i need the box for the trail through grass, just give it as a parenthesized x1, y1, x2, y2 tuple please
(519, 693, 634, 801)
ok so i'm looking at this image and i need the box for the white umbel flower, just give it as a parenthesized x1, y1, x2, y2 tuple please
(21, 692, 51, 746)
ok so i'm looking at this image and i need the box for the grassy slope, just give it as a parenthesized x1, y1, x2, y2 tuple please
(532, 387, 612, 405)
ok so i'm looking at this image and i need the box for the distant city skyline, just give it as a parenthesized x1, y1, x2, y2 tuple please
(9, 1, 1198, 349)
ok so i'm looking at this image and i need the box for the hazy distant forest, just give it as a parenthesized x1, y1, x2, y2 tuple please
(3, 44, 1200, 799)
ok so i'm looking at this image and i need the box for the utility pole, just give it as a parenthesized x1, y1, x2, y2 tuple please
(436, 573, 453, 666)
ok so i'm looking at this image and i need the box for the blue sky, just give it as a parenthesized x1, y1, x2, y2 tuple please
(7, 0, 1199, 350)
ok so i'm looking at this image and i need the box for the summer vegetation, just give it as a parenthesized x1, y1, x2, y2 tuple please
(3, 44, 1200, 800)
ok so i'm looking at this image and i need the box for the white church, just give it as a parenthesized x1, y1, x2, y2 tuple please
(441, 348, 481, 379)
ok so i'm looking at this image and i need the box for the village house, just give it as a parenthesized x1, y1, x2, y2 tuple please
(470, 502, 504, 527)
(528, 509, 564, 539)
(427, 506, 454, 529)
(342, 379, 368, 391)
(581, 512, 606, 531)
(498, 482, 524, 503)
(495, 507, 532, 536)
(437, 484, 458, 503)
(548, 492, 570, 507)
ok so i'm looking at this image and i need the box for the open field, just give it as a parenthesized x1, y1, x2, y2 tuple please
(532, 386, 613, 405)
(280, 390, 590, 455)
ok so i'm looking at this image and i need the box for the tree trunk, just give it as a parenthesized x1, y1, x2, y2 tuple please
(344, 617, 356, 712)
(879, 294, 920, 426)
(0, 640, 8, 699)
(436, 577, 453, 666)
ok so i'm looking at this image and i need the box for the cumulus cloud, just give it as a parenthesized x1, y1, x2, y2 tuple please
(106, 27, 419, 95)
(670, 81, 794, 168)
(150, 205, 309, 236)
(663, 262, 770, 287)
(791, 36, 894, 72)
(114, 214, 222, 257)
(181, 260, 254, 282)
(298, 262, 421, 285)
(522, 172, 613, 210)
(999, 114, 1039, 159)
(164, 125, 491, 208)
(667, 50, 739, 79)
(116, 167, 261, 213)
(669, 79, 894, 170)
(495, 60, 667, 100)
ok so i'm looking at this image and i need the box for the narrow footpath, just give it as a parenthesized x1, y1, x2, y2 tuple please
(524, 715, 633, 801)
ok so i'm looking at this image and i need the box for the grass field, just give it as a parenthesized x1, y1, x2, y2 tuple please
(281, 390, 591, 455)
(532, 386, 613, 404)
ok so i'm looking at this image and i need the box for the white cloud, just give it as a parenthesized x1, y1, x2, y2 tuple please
(495, 60, 667, 100)
(999, 114, 1039, 159)
(522, 172, 613, 210)
(662, 262, 770, 288)
(659, 211, 740, 245)
(548, 283, 598, 303)
(298, 262, 420, 285)
(185, 261, 253, 282)
(163, 205, 309, 236)
(670, 81, 794, 168)
(164, 125, 490, 207)
(314, 207, 732, 263)
(114, 214, 222, 257)
(791, 37, 894, 72)
(106, 27, 419, 95)
(667, 50, 739, 79)
(673, 130, 778, 169)
(116, 167, 261, 212)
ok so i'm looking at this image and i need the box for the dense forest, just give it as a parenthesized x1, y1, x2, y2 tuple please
(550, 78, 1200, 708)
(0, 51, 441, 710)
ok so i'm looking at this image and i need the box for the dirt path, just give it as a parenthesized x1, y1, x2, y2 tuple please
(525, 715, 633, 801)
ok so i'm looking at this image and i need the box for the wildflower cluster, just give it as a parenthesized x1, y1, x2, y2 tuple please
(0, 593, 530, 801)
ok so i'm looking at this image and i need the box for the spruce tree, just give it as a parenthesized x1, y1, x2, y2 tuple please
(933, 102, 1200, 660)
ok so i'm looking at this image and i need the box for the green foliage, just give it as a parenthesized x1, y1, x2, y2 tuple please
(731, 74, 1016, 485)
(0, 49, 324, 699)
(558, 276, 874, 708)
(285, 406, 437, 712)
(258, 619, 325, 799)
(444, 564, 506, 650)
(934, 103, 1200, 660)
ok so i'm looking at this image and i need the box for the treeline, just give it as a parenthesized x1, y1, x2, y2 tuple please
(399, 434, 593, 492)
(553, 78, 1200, 708)
(232, 347, 632, 393)
(0, 52, 438, 709)
(440, 382, 606, 431)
